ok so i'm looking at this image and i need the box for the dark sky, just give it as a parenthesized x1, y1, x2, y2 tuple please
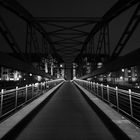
(0, 0, 140, 58)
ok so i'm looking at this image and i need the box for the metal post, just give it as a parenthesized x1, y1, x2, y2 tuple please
(89, 81, 91, 90)
(15, 86, 18, 108)
(25, 85, 28, 102)
(45, 81, 47, 90)
(37, 83, 40, 91)
(97, 83, 98, 95)
(42, 82, 44, 90)
(107, 85, 110, 103)
(44, 82, 46, 90)
(116, 86, 119, 111)
(129, 89, 133, 117)
(91, 82, 92, 91)
(93, 82, 95, 91)
(91, 82, 93, 92)
(40, 82, 42, 91)
(43, 82, 45, 91)
(101, 84, 103, 99)
(32, 84, 34, 98)
(0, 89, 4, 116)
(46, 81, 49, 89)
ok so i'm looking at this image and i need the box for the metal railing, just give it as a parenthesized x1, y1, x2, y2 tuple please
(75, 79, 140, 124)
(0, 79, 64, 118)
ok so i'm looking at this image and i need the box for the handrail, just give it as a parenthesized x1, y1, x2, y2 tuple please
(74, 79, 140, 125)
(0, 79, 64, 119)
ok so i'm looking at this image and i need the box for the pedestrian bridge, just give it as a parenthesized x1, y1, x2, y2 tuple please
(0, 80, 140, 140)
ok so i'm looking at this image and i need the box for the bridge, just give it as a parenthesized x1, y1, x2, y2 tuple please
(0, 0, 140, 139)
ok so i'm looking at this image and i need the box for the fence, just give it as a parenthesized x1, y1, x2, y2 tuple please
(0, 79, 64, 118)
(75, 79, 140, 124)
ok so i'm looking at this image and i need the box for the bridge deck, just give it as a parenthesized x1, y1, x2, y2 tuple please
(4, 82, 127, 140)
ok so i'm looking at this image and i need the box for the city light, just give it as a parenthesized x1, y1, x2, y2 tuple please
(19, 75, 22, 78)
(73, 76, 76, 80)
(120, 76, 123, 80)
(37, 76, 42, 81)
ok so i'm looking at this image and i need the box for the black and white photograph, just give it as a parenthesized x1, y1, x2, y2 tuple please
(0, 0, 140, 139)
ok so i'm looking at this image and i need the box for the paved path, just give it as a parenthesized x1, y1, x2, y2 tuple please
(14, 82, 117, 140)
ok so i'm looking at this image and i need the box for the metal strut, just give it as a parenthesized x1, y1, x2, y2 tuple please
(0, 14, 21, 54)
(0, 14, 26, 61)
(111, 2, 140, 59)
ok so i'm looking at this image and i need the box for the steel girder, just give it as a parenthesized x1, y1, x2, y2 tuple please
(0, 0, 63, 62)
(33, 17, 101, 23)
(76, 0, 140, 61)
(111, 2, 140, 59)
(25, 23, 47, 62)
(33, 17, 100, 63)
(0, 14, 27, 62)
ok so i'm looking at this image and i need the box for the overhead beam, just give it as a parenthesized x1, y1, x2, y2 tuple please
(53, 42, 83, 45)
(0, 0, 62, 62)
(50, 32, 89, 36)
(111, 2, 140, 58)
(33, 17, 101, 23)
(77, 0, 140, 60)
(53, 40, 84, 45)
(56, 48, 81, 51)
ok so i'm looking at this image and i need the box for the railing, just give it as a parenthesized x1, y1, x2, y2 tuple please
(75, 79, 140, 125)
(0, 79, 64, 118)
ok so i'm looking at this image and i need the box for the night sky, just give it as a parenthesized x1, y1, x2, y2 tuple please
(0, 0, 140, 59)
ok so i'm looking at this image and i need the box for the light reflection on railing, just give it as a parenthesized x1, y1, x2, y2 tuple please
(74, 79, 140, 125)
(0, 79, 64, 119)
